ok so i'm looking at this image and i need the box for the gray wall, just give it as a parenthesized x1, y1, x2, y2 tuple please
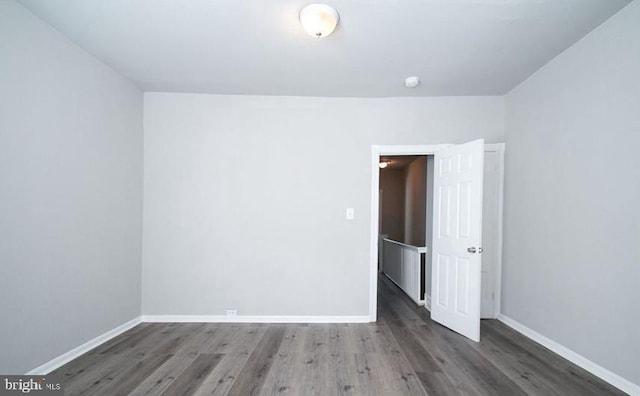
(380, 169, 405, 242)
(379, 156, 427, 246)
(503, 1, 640, 385)
(0, 1, 143, 374)
(142, 93, 505, 316)
(404, 157, 427, 247)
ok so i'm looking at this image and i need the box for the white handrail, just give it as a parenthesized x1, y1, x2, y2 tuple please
(382, 238, 427, 254)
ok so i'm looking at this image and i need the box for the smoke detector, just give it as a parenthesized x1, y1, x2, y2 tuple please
(404, 76, 421, 88)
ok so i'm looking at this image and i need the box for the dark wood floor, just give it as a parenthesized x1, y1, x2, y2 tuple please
(51, 278, 626, 395)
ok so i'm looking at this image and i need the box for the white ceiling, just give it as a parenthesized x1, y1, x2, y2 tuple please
(18, 0, 630, 97)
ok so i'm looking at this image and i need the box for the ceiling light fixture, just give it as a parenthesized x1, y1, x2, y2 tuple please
(299, 4, 340, 38)
(379, 162, 389, 169)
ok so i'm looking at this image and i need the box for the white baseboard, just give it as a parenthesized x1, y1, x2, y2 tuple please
(26, 316, 143, 375)
(498, 314, 640, 396)
(141, 315, 371, 323)
(424, 295, 431, 312)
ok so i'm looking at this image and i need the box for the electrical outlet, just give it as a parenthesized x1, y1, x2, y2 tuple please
(226, 309, 237, 317)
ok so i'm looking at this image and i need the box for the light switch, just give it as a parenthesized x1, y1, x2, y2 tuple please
(346, 208, 355, 220)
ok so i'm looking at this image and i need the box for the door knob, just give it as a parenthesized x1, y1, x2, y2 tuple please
(467, 247, 477, 253)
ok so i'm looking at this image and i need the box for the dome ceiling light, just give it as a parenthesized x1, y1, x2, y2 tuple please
(299, 4, 340, 38)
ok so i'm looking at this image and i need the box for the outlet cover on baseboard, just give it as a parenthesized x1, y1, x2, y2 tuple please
(226, 309, 237, 317)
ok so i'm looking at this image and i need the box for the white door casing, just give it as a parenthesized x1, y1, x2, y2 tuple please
(480, 147, 504, 318)
(430, 139, 484, 342)
(369, 144, 452, 321)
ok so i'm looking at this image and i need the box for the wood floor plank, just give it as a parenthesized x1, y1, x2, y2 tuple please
(49, 323, 160, 382)
(170, 325, 219, 356)
(191, 325, 269, 396)
(334, 352, 375, 395)
(258, 325, 323, 395)
(360, 325, 427, 395)
(259, 350, 337, 395)
(225, 325, 286, 396)
(156, 323, 209, 355)
(48, 277, 626, 396)
(62, 349, 151, 395)
(128, 352, 201, 396)
(99, 323, 168, 355)
(470, 323, 569, 396)
(206, 324, 268, 355)
(383, 282, 528, 395)
(129, 323, 224, 393)
(94, 353, 173, 395)
(378, 298, 465, 395)
(162, 353, 224, 396)
(431, 325, 527, 396)
(379, 276, 623, 396)
(479, 320, 626, 396)
(192, 351, 257, 396)
(354, 352, 426, 396)
(88, 323, 157, 356)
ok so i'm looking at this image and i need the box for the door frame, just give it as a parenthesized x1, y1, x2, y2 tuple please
(369, 143, 504, 321)
(485, 143, 505, 319)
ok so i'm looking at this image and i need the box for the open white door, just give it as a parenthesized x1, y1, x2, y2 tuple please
(430, 139, 484, 341)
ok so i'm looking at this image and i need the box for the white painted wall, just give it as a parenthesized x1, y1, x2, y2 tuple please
(503, 1, 640, 386)
(142, 93, 504, 316)
(0, 1, 143, 374)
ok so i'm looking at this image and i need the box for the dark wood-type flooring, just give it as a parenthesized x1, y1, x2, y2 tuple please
(51, 277, 626, 395)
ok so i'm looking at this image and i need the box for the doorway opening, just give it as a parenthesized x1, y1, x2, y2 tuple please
(369, 143, 504, 341)
(378, 154, 432, 307)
